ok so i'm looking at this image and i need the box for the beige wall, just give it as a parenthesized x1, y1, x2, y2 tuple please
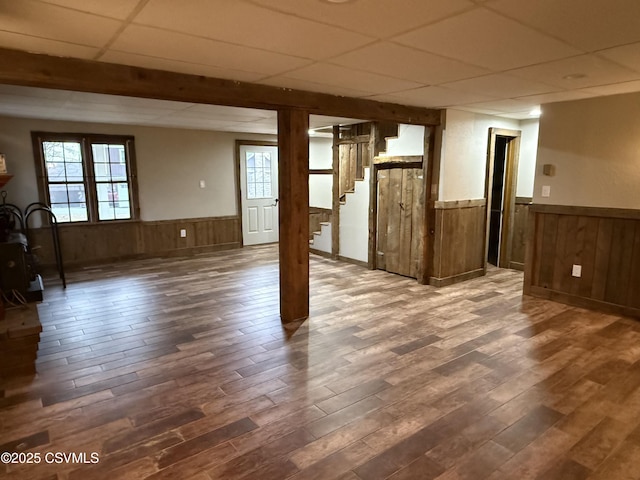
(439, 109, 523, 201)
(0, 115, 275, 221)
(534, 92, 640, 208)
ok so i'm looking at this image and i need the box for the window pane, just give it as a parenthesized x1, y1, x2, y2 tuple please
(98, 202, 116, 221)
(65, 162, 84, 182)
(115, 201, 131, 219)
(92, 144, 109, 163)
(114, 183, 129, 202)
(94, 162, 111, 181)
(50, 204, 71, 223)
(49, 184, 69, 203)
(69, 203, 88, 222)
(110, 162, 127, 181)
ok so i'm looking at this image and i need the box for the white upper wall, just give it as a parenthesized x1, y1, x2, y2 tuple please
(534, 92, 640, 208)
(383, 124, 425, 156)
(439, 109, 538, 201)
(518, 118, 539, 198)
(309, 136, 332, 169)
(0, 115, 275, 221)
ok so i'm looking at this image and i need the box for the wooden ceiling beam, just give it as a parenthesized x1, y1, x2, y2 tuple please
(0, 48, 441, 126)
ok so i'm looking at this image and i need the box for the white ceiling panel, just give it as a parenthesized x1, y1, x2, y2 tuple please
(110, 25, 312, 77)
(249, 0, 474, 39)
(278, 63, 424, 96)
(259, 76, 376, 99)
(373, 86, 496, 108)
(443, 73, 558, 99)
(0, 0, 122, 47)
(99, 50, 266, 83)
(328, 42, 490, 86)
(133, 0, 374, 60)
(35, 0, 142, 20)
(486, 0, 640, 52)
(581, 80, 640, 97)
(597, 43, 640, 74)
(0, 31, 99, 59)
(509, 54, 640, 90)
(515, 90, 596, 105)
(466, 99, 538, 114)
(394, 8, 582, 71)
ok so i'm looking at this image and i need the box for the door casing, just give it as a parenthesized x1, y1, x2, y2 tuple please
(483, 128, 521, 271)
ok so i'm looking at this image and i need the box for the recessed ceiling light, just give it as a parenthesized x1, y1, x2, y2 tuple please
(529, 107, 542, 117)
(562, 73, 587, 80)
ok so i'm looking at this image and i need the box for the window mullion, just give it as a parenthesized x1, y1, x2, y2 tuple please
(83, 138, 98, 223)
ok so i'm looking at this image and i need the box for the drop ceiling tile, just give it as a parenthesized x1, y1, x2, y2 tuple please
(109, 25, 312, 77)
(328, 42, 490, 85)
(0, 93, 68, 109)
(371, 86, 496, 108)
(515, 90, 596, 105)
(181, 104, 275, 121)
(36, 0, 141, 20)
(250, 0, 474, 38)
(581, 80, 640, 97)
(0, 85, 73, 100)
(0, 31, 99, 58)
(443, 73, 557, 98)
(100, 50, 266, 83)
(466, 98, 537, 113)
(133, 0, 374, 59)
(486, 0, 640, 52)
(279, 63, 424, 95)
(0, 0, 122, 47)
(259, 76, 373, 98)
(309, 116, 362, 129)
(68, 91, 194, 110)
(394, 8, 581, 71)
(508, 54, 640, 89)
(597, 42, 640, 74)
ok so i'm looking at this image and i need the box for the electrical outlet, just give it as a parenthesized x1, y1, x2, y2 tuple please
(180, 229, 187, 238)
(542, 185, 551, 198)
(199, 180, 206, 189)
(572, 264, 582, 277)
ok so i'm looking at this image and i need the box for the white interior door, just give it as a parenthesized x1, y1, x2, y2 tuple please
(239, 144, 279, 245)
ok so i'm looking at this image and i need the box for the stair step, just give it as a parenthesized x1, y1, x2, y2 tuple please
(319, 222, 330, 226)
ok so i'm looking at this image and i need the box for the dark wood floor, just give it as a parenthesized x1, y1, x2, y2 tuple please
(2, 245, 640, 479)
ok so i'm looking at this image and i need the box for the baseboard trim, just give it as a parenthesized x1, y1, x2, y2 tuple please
(429, 268, 484, 287)
(529, 286, 640, 318)
(310, 248, 333, 259)
(509, 261, 525, 272)
(43, 242, 241, 271)
(337, 255, 369, 268)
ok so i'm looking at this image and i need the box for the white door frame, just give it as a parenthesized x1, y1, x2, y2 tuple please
(235, 141, 279, 246)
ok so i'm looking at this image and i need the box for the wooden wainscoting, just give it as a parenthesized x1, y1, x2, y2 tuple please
(431, 199, 486, 287)
(28, 216, 241, 268)
(510, 197, 532, 271)
(524, 204, 640, 317)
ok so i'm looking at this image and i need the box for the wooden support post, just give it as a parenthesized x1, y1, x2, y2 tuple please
(419, 125, 438, 285)
(278, 109, 310, 323)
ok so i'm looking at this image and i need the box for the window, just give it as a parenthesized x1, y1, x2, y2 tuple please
(33, 133, 138, 223)
(245, 150, 273, 199)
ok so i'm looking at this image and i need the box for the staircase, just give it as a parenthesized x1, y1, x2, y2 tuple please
(309, 122, 398, 257)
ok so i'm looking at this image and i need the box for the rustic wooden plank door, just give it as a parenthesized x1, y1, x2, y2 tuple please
(376, 167, 423, 278)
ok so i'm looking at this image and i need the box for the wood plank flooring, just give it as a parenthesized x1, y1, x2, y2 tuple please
(2, 245, 640, 479)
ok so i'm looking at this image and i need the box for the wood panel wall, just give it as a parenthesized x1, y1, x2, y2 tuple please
(510, 197, 532, 271)
(28, 216, 241, 269)
(524, 205, 640, 317)
(431, 199, 486, 287)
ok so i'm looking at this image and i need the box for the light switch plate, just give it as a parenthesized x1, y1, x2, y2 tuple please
(542, 185, 551, 197)
(180, 229, 187, 238)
